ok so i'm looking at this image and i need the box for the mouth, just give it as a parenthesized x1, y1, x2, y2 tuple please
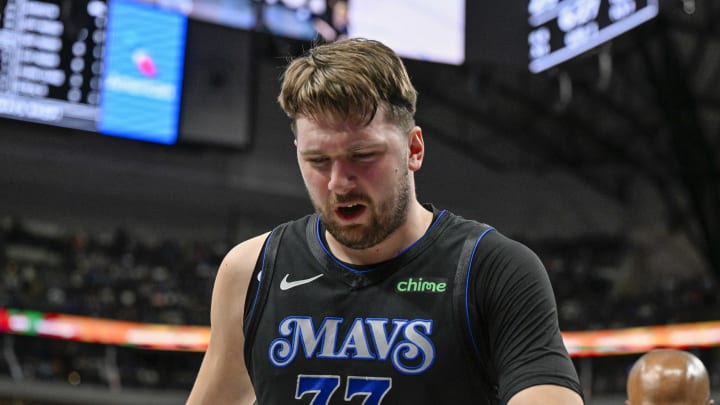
(335, 203, 367, 221)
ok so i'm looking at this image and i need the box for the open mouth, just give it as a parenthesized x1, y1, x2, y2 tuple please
(335, 204, 366, 221)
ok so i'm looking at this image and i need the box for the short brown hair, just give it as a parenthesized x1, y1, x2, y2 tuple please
(278, 38, 417, 132)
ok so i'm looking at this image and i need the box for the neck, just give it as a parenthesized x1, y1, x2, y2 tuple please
(325, 200, 433, 265)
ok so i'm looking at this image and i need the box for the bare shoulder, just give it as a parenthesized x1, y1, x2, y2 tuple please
(213, 233, 270, 296)
(221, 233, 270, 276)
(209, 231, 271, 333)
(209, 232, 270, 323)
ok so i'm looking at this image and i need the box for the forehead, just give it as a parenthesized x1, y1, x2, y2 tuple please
(295, 109, 402, 149)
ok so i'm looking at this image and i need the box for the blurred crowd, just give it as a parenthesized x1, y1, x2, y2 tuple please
(0, 217, 222, 326)
(1, 216, 718, 395)
(0, 217, 219, 391)
(532, 234, 720, 331)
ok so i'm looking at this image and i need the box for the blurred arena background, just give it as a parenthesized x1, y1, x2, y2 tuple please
(1, 0, 719, 404)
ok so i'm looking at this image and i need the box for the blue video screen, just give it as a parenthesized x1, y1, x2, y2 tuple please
(98, 0, 187, 144)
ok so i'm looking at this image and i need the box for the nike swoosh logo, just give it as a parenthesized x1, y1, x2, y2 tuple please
(280, 274, 324, 291)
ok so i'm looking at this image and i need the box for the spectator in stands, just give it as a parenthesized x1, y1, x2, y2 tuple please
(626, 349, 714, 405)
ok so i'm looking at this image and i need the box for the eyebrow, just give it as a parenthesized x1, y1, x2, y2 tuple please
(298, 149, 324, 157)
(347, 142, 385, 152)
(299, 141, 386, 157)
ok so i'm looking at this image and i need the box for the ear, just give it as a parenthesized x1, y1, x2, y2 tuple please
(408, 126, 424, 172)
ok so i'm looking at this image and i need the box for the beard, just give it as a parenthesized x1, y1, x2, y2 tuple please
(314, 171, 411, 250)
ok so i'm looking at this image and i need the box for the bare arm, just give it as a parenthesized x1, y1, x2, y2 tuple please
(186, 233, 269, 405)
(508, 384, 584, 405)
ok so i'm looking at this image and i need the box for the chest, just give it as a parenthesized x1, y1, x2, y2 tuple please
(245, 240, 485, 404)
(266, 241, 460, 329)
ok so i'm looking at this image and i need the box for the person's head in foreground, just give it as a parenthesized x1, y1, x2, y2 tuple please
(627, 349, 714, 405)
(278, 37, 421, 251)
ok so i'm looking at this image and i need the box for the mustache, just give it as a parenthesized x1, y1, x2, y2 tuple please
(332, 193, 368, 204)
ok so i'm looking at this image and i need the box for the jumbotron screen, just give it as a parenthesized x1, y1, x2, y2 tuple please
(528, 0, 659, 73)
(466, 0, 659, 73)
(0, 0, 187, 144)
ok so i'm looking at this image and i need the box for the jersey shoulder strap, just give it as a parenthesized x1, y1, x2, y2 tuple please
(451, 220, 498, 400)
(243, 222, 289, 354)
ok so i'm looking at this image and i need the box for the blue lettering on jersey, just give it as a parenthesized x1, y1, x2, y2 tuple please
(268, 317, 436, 375)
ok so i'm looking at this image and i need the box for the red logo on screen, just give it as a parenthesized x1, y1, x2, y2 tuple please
(132, 49, 157, 77)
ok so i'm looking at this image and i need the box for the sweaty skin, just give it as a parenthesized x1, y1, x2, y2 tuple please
(626, 349, 714, 405)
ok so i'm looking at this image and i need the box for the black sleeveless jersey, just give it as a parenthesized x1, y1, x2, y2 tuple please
(243, 207, 582, 405)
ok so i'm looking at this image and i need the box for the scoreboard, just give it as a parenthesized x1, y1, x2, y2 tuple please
(0, 0, 188, 144)
(528, 0, 659, 73)
(466, 0, 659, 73)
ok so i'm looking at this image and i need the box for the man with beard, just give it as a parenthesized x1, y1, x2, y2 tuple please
(626, 349, 714, 405)
(187, 38, 583, 405)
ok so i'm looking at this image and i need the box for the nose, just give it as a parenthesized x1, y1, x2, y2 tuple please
(327, 160, 355, 194)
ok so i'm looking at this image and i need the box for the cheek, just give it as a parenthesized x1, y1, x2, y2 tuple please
(363, 165, 397, 193)
(300, 167, 328, 193)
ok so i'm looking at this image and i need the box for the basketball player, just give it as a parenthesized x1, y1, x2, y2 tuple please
(187, 38, 583, 404)
(627, 349, 714, 405)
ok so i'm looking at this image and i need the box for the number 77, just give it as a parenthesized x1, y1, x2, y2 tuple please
(296, 374, 392, 405)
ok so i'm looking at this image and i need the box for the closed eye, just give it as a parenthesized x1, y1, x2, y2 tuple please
(306, 156, 329, 165)
(352, 152, 377, 161)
